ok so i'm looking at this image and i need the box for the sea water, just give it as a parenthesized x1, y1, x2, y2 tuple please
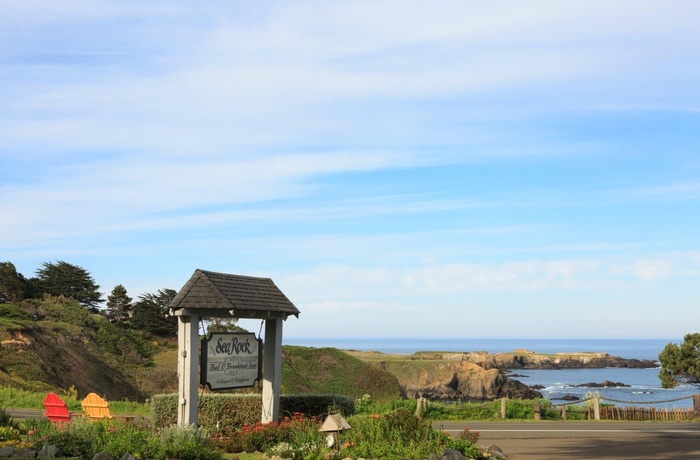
(286, 337, 672, 360)
(285, 337, 697, 409)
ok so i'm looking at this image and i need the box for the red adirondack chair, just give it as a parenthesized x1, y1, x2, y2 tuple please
(42, 392, 74, 424)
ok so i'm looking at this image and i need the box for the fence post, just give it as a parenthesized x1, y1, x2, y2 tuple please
(593, 397, 601, 421)
(534, 401, 541, 421)
(501, 398, 507, 419)
(415, 397, 427, 417)
(561, 404, 567, 421)
(693, 395, 700, 419)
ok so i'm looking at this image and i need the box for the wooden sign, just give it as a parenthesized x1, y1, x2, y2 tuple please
(200, 332, 262, 390)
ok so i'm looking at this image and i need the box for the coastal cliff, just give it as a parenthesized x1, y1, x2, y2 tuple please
(346, 348, 657, 402)
(433, 350, 658, 370)
(347, 351, 541, 401)
(395, 360, 541, 401)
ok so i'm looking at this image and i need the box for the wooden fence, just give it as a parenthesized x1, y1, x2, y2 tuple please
(598, 405, 694, 421)
(534, 394, 699, 421)
(418, 394, 700, 421)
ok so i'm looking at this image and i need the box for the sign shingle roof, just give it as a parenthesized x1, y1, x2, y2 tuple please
(169, 269, 300, 318)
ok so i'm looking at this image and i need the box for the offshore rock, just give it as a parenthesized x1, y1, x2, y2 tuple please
(554, 395, 580, 401)
(575, 380, 630, 388)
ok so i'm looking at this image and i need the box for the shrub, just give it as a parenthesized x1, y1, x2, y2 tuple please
(31, 295, 94, 327)
(213, 412, 322, 455)
(342, 408, 485, 459)
(505, 400, 535, 419)
(0, 304, 32, 320)
(0, 426, 22, 443)
(143, 425, 223, 460)
(424, 400, 500, 420)
(151, 393, 354, 431)
(40, 418, 99, 459)
(0, 408, 19, 430)
(152, 394, 261, 430)
(281, 394, 354, 418)
(354, 394, 416, 415)
(355, 394, 372, 413)
(32, 418, 151, 459)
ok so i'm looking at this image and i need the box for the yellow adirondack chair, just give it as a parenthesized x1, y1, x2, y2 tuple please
(81, 393, 112, 420)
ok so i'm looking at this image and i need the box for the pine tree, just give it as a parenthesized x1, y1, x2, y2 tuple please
(659, 333, 700, 389)
(106, 284, 133, 323)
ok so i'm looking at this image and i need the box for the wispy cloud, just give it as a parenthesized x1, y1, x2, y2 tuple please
(1, 1, 699, 338)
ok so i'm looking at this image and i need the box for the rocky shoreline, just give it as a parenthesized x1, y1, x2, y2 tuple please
(348, 348, 657, 403)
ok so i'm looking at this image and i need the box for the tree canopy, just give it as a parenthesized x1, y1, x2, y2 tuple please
(658, 333, 700, 389)
(106, 284, 133, 323)
(131, 288, 178, 336)
(32, 261, 104, 312)
(0, 261, 29, 303)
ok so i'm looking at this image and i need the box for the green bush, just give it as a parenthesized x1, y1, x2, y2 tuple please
(28, 417, 223, 460)
(424, 400, 500, 420)
(342, 409, 485, 459)
(38, 418, 103, 458)
(280, 394, 354, 418)
(0, 304, 32, 320)
(0, 426, 22, 443)
(505, 400, 535, 419)
(354, 394, 416, 415)
(0, 408, 19, 430)
(143, 425, 222, 460)
(28, 295, 95, 327)
(151, 393, 354, 431)
(211, 412, 323, 457)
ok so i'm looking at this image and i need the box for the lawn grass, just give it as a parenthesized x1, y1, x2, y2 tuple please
(0, 386, 150, 415)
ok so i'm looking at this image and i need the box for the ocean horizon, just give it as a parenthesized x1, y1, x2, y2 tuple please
(284, 337, 677, 361)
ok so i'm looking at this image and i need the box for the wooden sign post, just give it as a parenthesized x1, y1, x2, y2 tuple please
(169, 270, 300, 427)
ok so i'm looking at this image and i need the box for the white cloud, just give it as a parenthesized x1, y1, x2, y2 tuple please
(1, 1, 699, 339)
(633, 260, 671, 281)
(3, 0, 699, 158)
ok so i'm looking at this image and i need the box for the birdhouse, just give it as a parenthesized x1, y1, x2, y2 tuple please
(319, 414, 351, 447)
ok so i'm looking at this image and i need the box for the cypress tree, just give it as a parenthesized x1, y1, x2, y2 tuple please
(33, 260, 104, 312)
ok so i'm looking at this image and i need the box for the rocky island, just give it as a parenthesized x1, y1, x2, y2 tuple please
(346, 349, 657, 402)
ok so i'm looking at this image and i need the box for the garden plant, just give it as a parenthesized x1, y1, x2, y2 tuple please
(0, 390, 528, 459)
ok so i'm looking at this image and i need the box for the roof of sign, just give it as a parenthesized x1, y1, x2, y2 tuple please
(168, 269, 300, 319)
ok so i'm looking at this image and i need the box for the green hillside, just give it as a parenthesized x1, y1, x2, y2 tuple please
(0, 298, 171, 401)
(0, 298, 401, 402)
(281, 345, 402, 401)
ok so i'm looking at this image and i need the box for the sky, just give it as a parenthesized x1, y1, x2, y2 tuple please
(1, 1, 699, 341)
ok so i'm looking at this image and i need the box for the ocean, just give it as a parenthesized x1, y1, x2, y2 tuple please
(285, 337, 697, 409)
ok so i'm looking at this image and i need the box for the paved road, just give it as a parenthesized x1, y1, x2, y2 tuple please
(7, 409, 43, 419)
(437, 421, 700, 459)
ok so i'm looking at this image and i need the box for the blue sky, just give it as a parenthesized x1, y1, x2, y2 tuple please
(1, 1, 699, 340)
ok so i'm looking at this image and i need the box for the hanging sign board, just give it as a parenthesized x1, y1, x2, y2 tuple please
(200, 332, 262, 390)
